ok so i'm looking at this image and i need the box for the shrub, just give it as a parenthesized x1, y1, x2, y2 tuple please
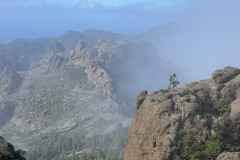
(203, 140, 221, 159)
(213, 99, 231, 116)
(181, 89, 192, 96)
(180, 139, 222, 160)
(0, 151, 14, 160)
(166, 93, 173, 99)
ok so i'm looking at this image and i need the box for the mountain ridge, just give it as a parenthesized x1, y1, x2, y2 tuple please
(0, 37, 173, 154)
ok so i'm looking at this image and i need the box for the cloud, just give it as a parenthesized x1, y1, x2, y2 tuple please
(75, 1, 102, 10)
(156, 0, 240, 82)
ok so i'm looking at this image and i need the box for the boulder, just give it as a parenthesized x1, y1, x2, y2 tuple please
(212, 66, 240, 84)
(216, 152, 240, 160)
(135, 90, 148, 110)
(230, 99, 240, 124)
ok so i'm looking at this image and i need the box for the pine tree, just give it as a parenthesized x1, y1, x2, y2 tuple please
(168, 73, 180, 90)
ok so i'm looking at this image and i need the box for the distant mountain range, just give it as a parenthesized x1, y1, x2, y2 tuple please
(0, 24, 178, 158)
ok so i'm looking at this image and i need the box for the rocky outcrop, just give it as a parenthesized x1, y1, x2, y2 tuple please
(212, 66, 240, 84)
(0, 136, 26, 160)
(230, 99, 240, 124)
(0, 136, 15, 153)
(216, 152, 240, 160)
(136, 90, 148, 110)
(76, 40, 87, 53)
(124, 66, 240, 160)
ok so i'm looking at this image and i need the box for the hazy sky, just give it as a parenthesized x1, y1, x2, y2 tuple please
(0, 0, 186, 42)
(1, 0, 240, 86)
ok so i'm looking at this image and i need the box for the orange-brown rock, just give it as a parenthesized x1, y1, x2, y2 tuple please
(0, 136, 15, 153)
(212, 66, 240, 84)
(135, 90, 148, 110)
(216, 152, 240, 160)
(124, 66, 240, 160)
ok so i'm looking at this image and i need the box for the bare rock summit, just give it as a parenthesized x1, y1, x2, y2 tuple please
(212, 66, 240, 84)
(124, 66, 240, 160)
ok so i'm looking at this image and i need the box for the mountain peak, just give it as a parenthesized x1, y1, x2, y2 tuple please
(124, 66, 240, 160)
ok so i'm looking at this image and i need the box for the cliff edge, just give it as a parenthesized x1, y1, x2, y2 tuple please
(124, 66, 240, 160)
(0, 136, 26, 160)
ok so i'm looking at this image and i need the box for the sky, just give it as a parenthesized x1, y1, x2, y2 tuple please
(0, 0, 186, 42)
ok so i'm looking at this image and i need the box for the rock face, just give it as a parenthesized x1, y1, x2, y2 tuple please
(216, 152, 240, 160)
(212, 66, 240, 84)
(0, 136, 26, 160)
(124, 66, 240, 160)
(0, 136, 15, 153)
(135, 90, 148, 110)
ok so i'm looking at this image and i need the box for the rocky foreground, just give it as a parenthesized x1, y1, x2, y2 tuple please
(0, 136, 26, 160)
(124, 66, 240, 160)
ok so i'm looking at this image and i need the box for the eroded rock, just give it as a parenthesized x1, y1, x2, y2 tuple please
(135, 90, 148, 110)
(124, 66, 240, 160)
(216, 152, 240, 160)
(212, 66, 240, 84)
(230, 99, 240, 124)
(0, 136, 15, 154)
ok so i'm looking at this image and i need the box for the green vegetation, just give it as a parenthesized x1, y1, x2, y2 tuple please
(0, 151, 14, 160)
(26, 124, 129, 160)
(166, 93, 173, 99)
(212, 99, 231, 116)
(177, 126, 240, 160)
(0, 149, 26, 160)
(181, 89, 192, 96)
(168, 73, 180, 90)
(178, 138, 221, 160)
(202, 97, 231, 117)
(175, 93, 240, 160)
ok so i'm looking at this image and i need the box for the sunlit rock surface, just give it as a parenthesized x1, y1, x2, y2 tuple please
(124, 66, 240, 160)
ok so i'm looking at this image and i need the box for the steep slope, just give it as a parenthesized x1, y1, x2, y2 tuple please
(124, 66, 240, 160)
(0, 53, 30, 72)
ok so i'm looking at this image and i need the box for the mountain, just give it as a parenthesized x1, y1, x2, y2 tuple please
(0, 29, 122, 61)
(0, 35, 174, 159)
(57, 29, 122, 49)
(124, 66, 240, 160)
(0, 38, 65, 60)
(0, 26, 182, 159)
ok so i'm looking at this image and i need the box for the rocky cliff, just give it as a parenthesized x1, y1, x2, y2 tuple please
(0, 136, 26, 160)
(124, 66, 240, 160)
